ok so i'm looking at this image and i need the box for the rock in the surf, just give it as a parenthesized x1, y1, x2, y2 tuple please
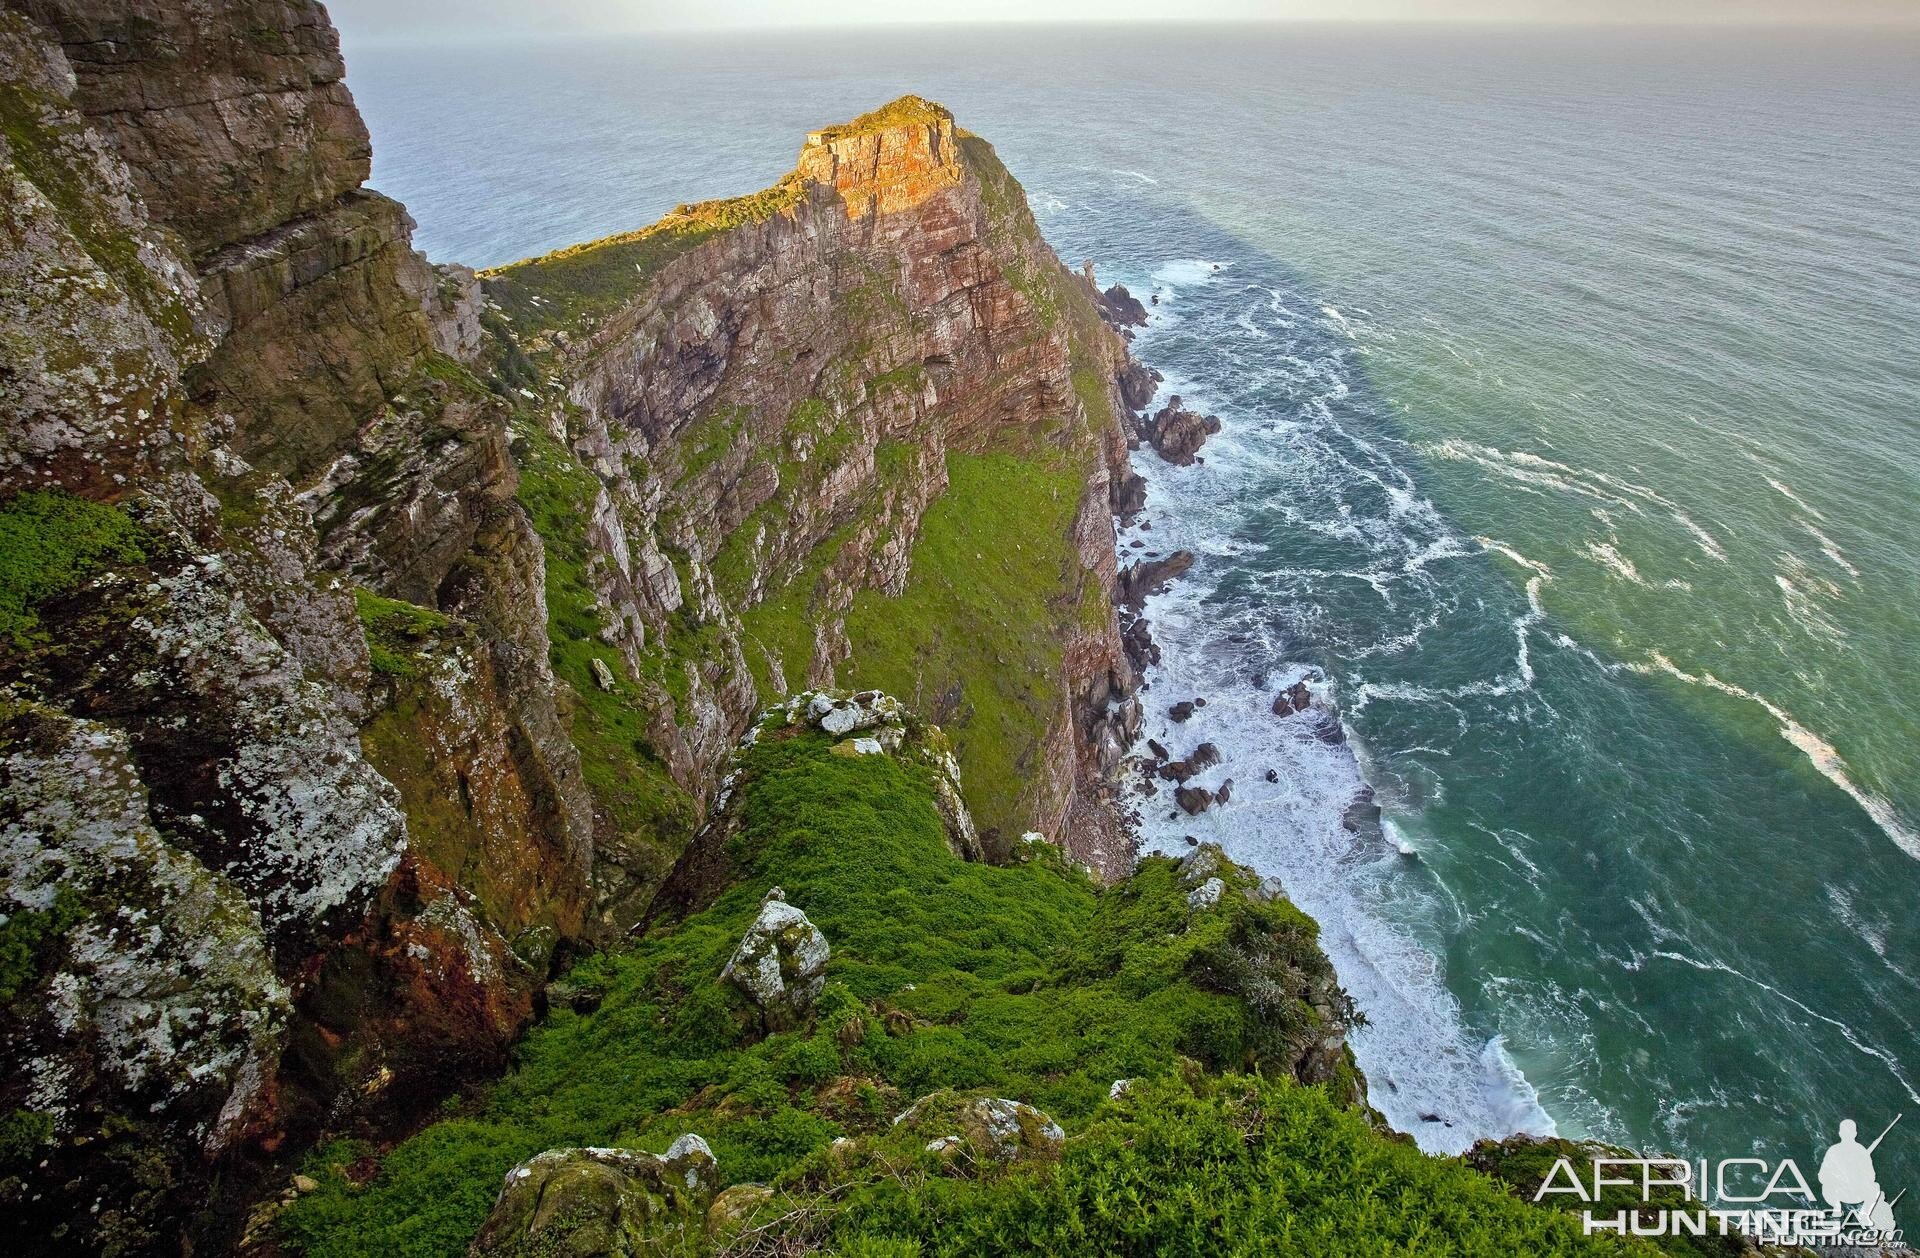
(1144, 396, 1221, 466)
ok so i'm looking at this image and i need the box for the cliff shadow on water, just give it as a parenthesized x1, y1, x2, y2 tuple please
(1051, 180, 1920, 1194)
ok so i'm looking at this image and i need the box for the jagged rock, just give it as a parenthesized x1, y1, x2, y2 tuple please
(1121, 612, 1160, 672)
(1188, 877, 1226, 909)
(1176, 843, 1228, 886)
(1116, 360, 1161, 410)
(1111, 468, 1148, 522)
(1157, 742, 1221, 783)
(0, 7, 585, 1246)
(470, 1137, 718, 1257)
(591, 657, 618, 692)
(1118, 550, 1194, 609)
(1175, 785, 1216, 816)
(721, 889, 830, 1030)
(1271, 680, 1312, 717)
(1169, 700, 1196, 723)
(1099, 284, 1149, 327)
(1216, 779, 1233, 806)
(0, 708, 289, 1186)
(1143, 396, 1222, 466)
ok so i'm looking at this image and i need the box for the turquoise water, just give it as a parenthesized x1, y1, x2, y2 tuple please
(339, 23, 1920, 1196)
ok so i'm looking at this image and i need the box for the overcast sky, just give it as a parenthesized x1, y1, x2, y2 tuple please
(326, 0, 1920, 42)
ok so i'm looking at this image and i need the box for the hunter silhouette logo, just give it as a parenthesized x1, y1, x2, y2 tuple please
(1820, 1115, 1902, 1236)
(1534, 1112, 1907, 1247)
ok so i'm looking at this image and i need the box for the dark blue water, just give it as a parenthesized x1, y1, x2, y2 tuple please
(338, 22, 1920, 1200)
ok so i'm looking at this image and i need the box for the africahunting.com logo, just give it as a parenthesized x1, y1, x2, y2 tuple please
(1535, 1114, 1906, 1248)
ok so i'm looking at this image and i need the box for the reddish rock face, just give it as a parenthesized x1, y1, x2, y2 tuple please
(536, 97, 1144, 890)
(0, 4, 581, 1249)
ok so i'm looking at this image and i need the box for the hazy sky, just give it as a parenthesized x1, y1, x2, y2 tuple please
(326, 0, 1920, 41)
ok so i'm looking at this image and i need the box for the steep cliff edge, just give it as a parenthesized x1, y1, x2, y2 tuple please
(0, 5, 1715, 1256)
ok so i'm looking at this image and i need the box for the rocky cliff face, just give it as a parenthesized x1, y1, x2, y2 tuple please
(0, 2, 584, 1249)
(481, 94, 1146, 926)
(0, 4, 1153, 1252)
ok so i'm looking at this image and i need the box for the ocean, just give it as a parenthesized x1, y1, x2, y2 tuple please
(338, 21, 1920, 1195)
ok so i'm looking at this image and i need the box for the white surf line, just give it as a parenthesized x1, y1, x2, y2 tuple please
(1113, 169, 1159, 184)
(1795, 518, 1861, 580)
(1425, 439, 1729, 563)
(1761, 472, 1828, 522)
(1648, 949, 1920, 1107)
(1580, 538, 1692, 592)
(1631, 651, 1920, 862)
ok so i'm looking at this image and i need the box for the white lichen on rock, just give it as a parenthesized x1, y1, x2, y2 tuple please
(0, 710, 288, 1151)
(719, 887, 829, 1029)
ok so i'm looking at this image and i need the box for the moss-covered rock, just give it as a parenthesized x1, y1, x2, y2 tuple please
(470, 1136, 719, 1258)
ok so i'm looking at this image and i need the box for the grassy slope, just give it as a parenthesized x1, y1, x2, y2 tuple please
(509, 413, 696, 881)
(838, 448, 1085, 839)
(479, 180, 805, 338)
(283, 722, 1646, 1257)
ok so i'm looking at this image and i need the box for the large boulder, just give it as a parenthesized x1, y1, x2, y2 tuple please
(1099, 283, 1149, 328)
(894, 1091, 1065, 1166)
(1158, 742, 1222, 784)
(1117, 550, 1194, 610)
(1271, 680, 1313, 717)
(720, 888, 829, 1030)
(1143, 396, 1222, 466)
(470, 1136, 718, 1257)
(1175, 785, 1216, 816)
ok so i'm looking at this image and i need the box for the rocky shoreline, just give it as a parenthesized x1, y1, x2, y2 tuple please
(1081, 269, 1387, 858)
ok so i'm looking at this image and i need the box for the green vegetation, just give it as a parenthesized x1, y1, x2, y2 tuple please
(352, 587, 453, 680)
(0, 491, 149, 648)
(841, 450, 1089, 840)
(0, 884, 84, 1005)
(673, 404, 752, 487)
(0, 1108, 54, 1168)
(283, 721, 1648, 1257)
(509, 417, 694, 876)
(808, 95, 952, 145)
(481, 177, 806, 337)
(810, 1071, 1639, 1256)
